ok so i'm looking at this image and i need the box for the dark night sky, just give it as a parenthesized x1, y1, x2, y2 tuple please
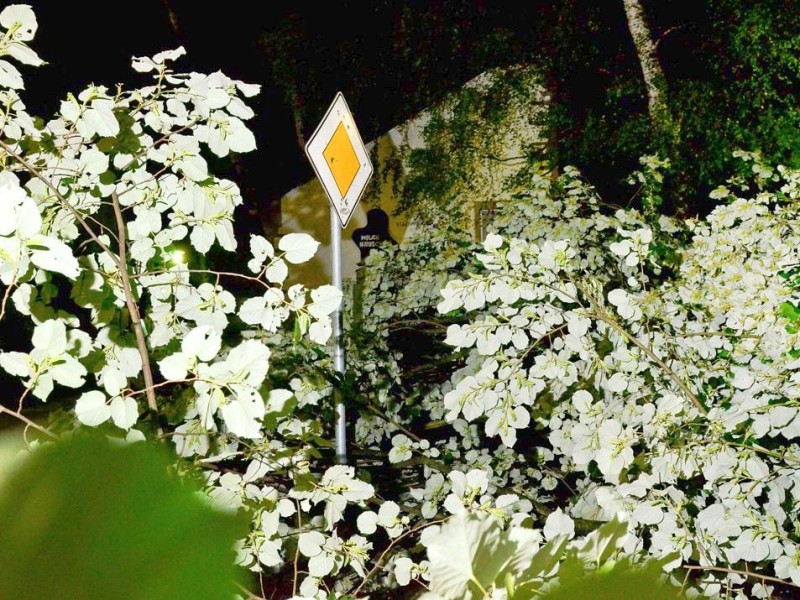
(17, 1, 537, 213)
(14, 1, 709, 216)
(22, 1, 304, 204)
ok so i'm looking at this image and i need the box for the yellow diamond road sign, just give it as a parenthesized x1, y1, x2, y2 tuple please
(305, 92, 373, 228)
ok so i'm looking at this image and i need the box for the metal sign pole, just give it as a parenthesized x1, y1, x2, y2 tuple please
(330, 208, 347, 464)
(305, 92, 372, 466)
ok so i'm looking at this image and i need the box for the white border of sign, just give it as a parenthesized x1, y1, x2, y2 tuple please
(305, 92, 373, 229)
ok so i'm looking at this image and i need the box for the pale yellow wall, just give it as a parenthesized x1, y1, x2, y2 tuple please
(279, 133, 412, 288)
(279, 67, 549, 289)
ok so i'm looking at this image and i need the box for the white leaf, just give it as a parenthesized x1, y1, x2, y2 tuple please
(28, 235, 80, 279)
(101, 365, 126, 396)
(226, 118, 256, 153)
(238, 296, 271, 326)
(76, 391, 111, 426)
(189, 223, 215, 253)
(0, 60, 23, 89)
(308, 553, 335, 578)
(83, 102, 119, 137)
(32, 319, 67, 356)
(265, 260, 288, 284)
(226, 97, 254, 120)
(6, 40, 42, 66)
(483, 233, 503, 250)
(110, 396, 139, 430)
(182, 326, 221, 362)
(609, 240, 631, 257)
(31, 372, 53, 401)
(357, 511, 379, 535)
(607, 372, 628, 393)
(247, 235, 274, 273)
(632, 502, 663, 525)
(394, 557, 414, 586)
(426, 513, 516, 599)
(308, 285, 342, 319)
(0, 351, 31, 378)
(50, 356, 87, 388)
(566, 313, 591, 337)
(153, 47, 186, 64)
(226, 340, 270, 387)
(60, 100, 80, 123)
(731, 366, 754, 390)
(0, 5, 38, 41)
(207, 88, 230, 110)
(214, 221, 236, 251)
(308, 318, 332, 344)
(126, 429, 146, 443)
(607, 288, 629, 307)
(298, 531, 325, 558)
(0, 184, 42, 237)
(131, 56, 156, 73)
(117, 347, 143, 378)
(278, 233, 319, 264)
(543, 509, 575, 541)
(176, 154, 208, 182)
(80, 147, 109, 175)
(158, 352, 191, 381)
(267, 388, 293, 412)
(258, 539, 282, 567)
(220, 389, 265, 438)
(236, 81, 261, 97)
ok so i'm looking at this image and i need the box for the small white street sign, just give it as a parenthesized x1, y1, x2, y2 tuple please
(305, 92, 373, 228)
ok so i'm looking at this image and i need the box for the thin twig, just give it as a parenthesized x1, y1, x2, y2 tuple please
(117, 121, 197, 174)
(682, 564, 800, 589)
(0, 405, 57, 439)
(0, 277, 15, 322)
(292, 499, 302, 597)
(352, 518, 447, 597)
(0, 139, 116, 259)
(655, 24, 687, 48)
(365, 403, 422, 442)
(110, 191, 160, 428)
(387, 318, 449, 331)
(16, 378, 35, 413)
(592, 308, 707, 415)
(124, 376, 198, 397)
(674, 331, 762, 340)
(233, 581, 265, 600)
(132, 268, 268, 287)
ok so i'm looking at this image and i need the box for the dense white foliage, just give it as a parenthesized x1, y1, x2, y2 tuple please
(2, 6, 800, 599)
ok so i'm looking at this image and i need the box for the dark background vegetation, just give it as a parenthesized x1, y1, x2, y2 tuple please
(18, 1, 800, 223)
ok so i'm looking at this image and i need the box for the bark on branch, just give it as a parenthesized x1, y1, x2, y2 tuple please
(623, 0, 669, 125)
(110, 192, 160, 424)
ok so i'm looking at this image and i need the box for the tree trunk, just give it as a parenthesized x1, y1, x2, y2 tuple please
(160, 0, 184, 40)
(622, 0, 668, 125)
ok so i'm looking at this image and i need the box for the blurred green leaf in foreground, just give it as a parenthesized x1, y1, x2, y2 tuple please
(0, 433, 246, 600)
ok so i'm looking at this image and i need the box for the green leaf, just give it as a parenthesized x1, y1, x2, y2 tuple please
(780, 301, 800, 322)
(293, 316, 302, 343)
(542, 559, 686, 600)
(292, 471, 317, 493)
(99, 170, 117, 185)
(0, 434, 246, 600)
(574, 516, 628, 567)
(96, 137, 115, 153)
(517, 534, 569, 583)
(114, 109, 143, 154)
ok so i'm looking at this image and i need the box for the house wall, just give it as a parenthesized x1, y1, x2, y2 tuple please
(278, 67, 548, 289)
